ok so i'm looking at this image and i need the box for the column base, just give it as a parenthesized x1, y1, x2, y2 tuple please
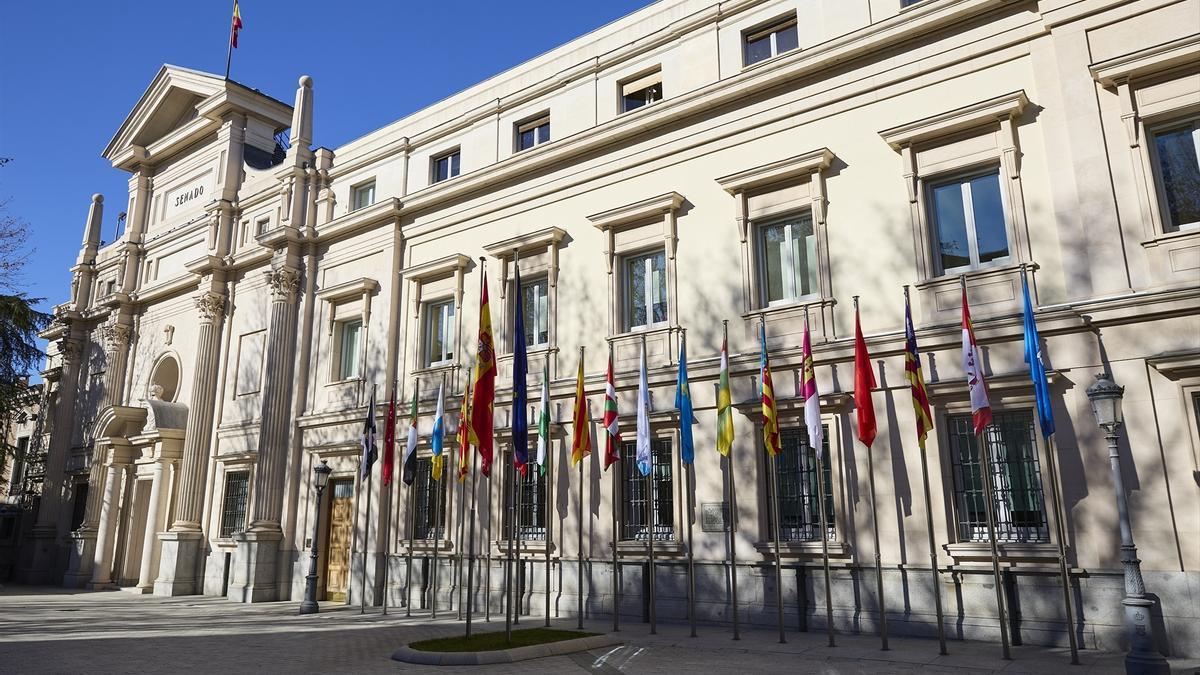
(62, 528, 98, 589)
(17, 525, 62, 585)
(228, 530, 283, 603)
(153, 531, 205, 597)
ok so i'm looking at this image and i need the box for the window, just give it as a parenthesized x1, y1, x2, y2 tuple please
(516, 115, 550, 152)
(947, 410, 1049, 543)
(1150, 120, 1200, 232)
(219, 471, 250, 538)
(351, 181, 376, 211)
(413, 457, 446, 539)
(337, 319, 362, 381)
(432, 150, 461, 184)
(900, 0, 924, 6)
(69, 483, 89, 531)
(623, 249, 667, 330)
(928, 169, 1009, 274)
(620, 439, 673, 541)
(759, 213, 818, 305)
(8, 437, 28, 493)
(424, 299, 455, 367)
(515, 463, 547, 540)
(743, 15, 798, 67)
(767, 427, 834, 541)
(255, 217, 270, 236)
(621, 70, 662, 113)
(521, 277, 549, 348)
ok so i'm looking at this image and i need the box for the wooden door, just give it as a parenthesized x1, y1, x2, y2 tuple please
(324, 479, 354, 601)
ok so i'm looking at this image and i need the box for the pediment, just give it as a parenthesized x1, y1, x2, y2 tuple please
(103, 64, 292, 171)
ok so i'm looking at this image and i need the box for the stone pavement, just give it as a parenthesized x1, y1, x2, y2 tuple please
(1, 585, 1196, 674)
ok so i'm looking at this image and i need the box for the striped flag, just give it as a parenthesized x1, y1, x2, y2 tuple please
(570, 355, 590, 466)
(801, 317, 822, 456)
(603, 354, 622, 470)
(759, 323, 781, 458)
(361, 387, 377, 478)
(431, 383, 445, 481)
(536, 368, 550, 476)
(230, 1, 243, 48)
(382, 388, 397, 486)
(402, 390, 419, 486)
(961, 287, 993, 435)
(853, 304, 877, 448)
(716, 334, 734, 457)
(903, 294, 933, 449)
(471, 268, 496, 477)
(675, 335, 697, 465)
(636, 343, 652, 475)
(456, 378, 472, 482)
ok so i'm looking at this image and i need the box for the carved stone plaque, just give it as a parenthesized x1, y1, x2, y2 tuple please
(700, 502, 729, 532)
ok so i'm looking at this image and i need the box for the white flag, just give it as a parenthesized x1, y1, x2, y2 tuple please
(636, 343, 651, 476)
(536, 368, 550, 474)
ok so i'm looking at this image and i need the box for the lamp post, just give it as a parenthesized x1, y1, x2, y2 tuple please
(300, 460, 333, 615)
(1085, 373, 1168, 674)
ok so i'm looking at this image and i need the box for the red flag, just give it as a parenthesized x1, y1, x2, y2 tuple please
(962, 286, 993, 435)
(471, 268, 496, 477)
(853, 303, 877, 448)
(381, 389, 396, 485)
(230, 2, 243, 48)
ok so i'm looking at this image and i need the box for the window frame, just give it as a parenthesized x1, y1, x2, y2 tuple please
(431, 148, 462, 185)
(413, 456, 447, 540)
(1147, 117, 1200, 233)
(756, 211, 820, 307)
(515, 113, 551, 153)
(518, 275, 550, 350)
(219, 470, 251, 539)
(925, 166, 1012, 276)
(766, 426, 835, 542)
(423, 298, 456, 368)
(351, 180, 376, 211)
(335, 318, 363, 382)
(742, 14, 799, 67)
(619, 439, 675, 542)
(621, 247, 668, 332)
(619, 69, 663, 114)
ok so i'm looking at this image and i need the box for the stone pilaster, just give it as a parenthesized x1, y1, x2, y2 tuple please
(230, 265, 300, 603)
(153, 290, 225, 596)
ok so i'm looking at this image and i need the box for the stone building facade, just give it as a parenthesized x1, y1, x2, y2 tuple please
(23, 0, 1200, 659)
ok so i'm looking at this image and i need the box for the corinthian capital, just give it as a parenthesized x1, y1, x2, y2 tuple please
(194, 292, 227, 323)
(100, 319, 131, 352)
(268, 266, 301, 302)
(56, 337, 82, 365)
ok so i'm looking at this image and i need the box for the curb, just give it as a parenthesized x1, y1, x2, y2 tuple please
(391, 633, 623, 666)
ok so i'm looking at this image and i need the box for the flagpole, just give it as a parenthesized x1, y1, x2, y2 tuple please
(545, 350, 553, 628)
(816, 451, 834, 647)
(486, 458, 493, 623)
(456, 448, 466, 621)
(515, 464, 523, 626)
(405, 464, 416, 617)
(609, 341, 620, 633)
(224, 0, 236, 80)
(854, 297, 888, 650)
(724, 321, 740, 641)
(962, 275, 1011, 661)
(576, 346, 586, 631)
(384, 378, 397, 616)
(504, 443, 515, 643)
(466, 417, 478, 638)
(760, 315, 786, 645)
(682, 329, 697, 639)
(362, 385, 376, 615)
(433, 376, 448, 619)
(641, 334, 657, 636)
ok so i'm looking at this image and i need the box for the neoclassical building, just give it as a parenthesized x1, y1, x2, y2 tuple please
(22, 0, 1199, 659)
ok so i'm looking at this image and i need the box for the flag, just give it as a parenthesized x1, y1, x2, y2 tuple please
(361, 387, 378, 478)
(961, 286, 993, 435)
(512, 264, 529, 476)
(603, 353, 622, 470)
(570, 356, 590, 466)
(903, 294, 934, 449)
(230, 1, 243, 48)
(675, 335, 697, 464)
(636, 343, 652, 475)
(471, 268, 496, 477)
(457, 378, 472, 482)
(382, 388, 397, 486)
(536, 368, 550, 476)
(1022, 274, 1055, 438)
(402, 390, 419, 486)
(853, 304, 877, 448)
(716, 333, 734, 457)
(431, 383, 446, 481)
(801, 317, 823, 456)
(760, 323, 782, 458)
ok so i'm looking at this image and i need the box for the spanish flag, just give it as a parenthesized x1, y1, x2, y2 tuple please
(470, 268, 496, 477)
(230, 2, 243, 48)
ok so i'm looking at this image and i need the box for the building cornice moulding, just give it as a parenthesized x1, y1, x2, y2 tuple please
(1089, 34, 1200, 87)
(315, 198, 402, 244)
(716, 148, 835, 194)
(588, 192, 685, 231)
(316, 277, 380, 302)
(482, 226, 567, 258)
(879, 90, 1029, 149)
(403, 253, 472, 283)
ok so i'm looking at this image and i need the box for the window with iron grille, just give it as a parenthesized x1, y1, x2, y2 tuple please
(620, 439, 673, 541)
(947, 410, 1049, 543)
(69, 483, 89, 531)
(220, 471, 250, 538)
(513, 463, 547, 541)
(766, 426, 834, 541)
(413, 457, 446, 540)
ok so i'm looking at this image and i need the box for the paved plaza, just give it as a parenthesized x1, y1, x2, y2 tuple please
(0, 585, 1195, 674)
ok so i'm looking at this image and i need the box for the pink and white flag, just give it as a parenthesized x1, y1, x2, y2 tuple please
(961, 287, 993, 435)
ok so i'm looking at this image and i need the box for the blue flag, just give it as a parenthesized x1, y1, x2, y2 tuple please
(1022, 274, 1055, 438)
(675, 335, 697, 464)
(512, 261, 529, 475)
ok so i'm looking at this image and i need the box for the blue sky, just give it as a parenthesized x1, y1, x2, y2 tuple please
(0, 0, 650, 324)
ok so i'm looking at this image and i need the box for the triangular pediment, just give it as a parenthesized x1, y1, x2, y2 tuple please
(103, 64, 292, 171)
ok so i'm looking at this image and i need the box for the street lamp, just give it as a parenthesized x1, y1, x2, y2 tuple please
(299, 460, 333, 615)
(1085, 373, 1168, 674)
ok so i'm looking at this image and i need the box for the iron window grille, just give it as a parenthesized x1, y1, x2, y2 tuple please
(947, 410, 1049, 543)
(413, 457, 446, 540)
(69, 483, 89, 531)
(766, 426, 835, 541)
(515, 463, 547, 541)
(620, 439, 674, 541)
(219, 471, 250, 538)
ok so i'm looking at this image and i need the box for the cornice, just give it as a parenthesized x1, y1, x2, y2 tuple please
(316, 276, 380, 302)
(315, 198, 402, 244)
(1089, 34, 1200, 87)
(879, 90, 1029, 149)
(483, 226, 568, 258)
(588, 192, 685, 231)
(403, 253, 472, 283)
(716, 148, 835, 194)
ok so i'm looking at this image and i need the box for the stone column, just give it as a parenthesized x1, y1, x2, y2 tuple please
(153, 291, 226, 596)
(231, 265, 300, 603)
(89, 456, 128, 588)
(136, 460, 166, 592)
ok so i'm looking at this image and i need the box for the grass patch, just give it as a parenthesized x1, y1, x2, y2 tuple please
(408, 628, 599, 653)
